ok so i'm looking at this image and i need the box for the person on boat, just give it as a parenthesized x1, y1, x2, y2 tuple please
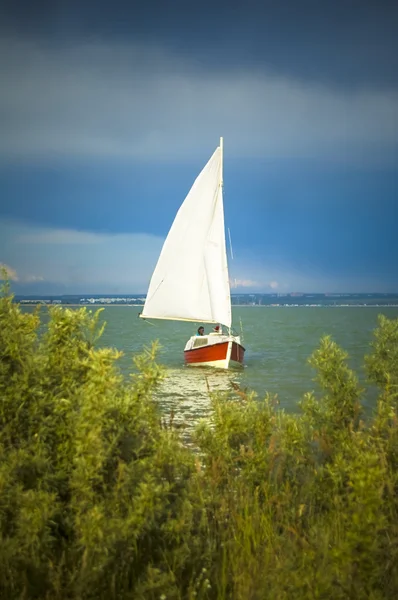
(213, 325, 221, 333)
(196, 326, 205, 336)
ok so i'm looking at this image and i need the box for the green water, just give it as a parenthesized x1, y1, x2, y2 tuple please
(93, 305, 398, 427)
(23, 304, 398, 429)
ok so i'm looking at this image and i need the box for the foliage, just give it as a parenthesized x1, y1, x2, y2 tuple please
(194, 316, 398, 599)
(1, 281, 398, 599)
(0, 282, 208, 599)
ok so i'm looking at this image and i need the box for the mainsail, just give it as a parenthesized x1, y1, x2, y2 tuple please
(140, 141, 231, 328)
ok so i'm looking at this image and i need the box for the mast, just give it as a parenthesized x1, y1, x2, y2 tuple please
(219, 136, 224, 189)
(219, 136, 230, 334)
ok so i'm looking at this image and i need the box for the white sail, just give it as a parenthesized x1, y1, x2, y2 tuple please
(140, 143, 231, 328)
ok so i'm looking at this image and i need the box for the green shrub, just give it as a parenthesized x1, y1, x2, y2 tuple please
(1, 281, 398, 599)
(0, 283, 209, 599)
(194, 325, 398, 599)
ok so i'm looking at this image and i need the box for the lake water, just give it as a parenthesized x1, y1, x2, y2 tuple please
(91, 305, 398, 429)
(23, 304, 398, 432)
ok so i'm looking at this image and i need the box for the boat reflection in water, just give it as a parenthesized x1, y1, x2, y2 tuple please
(154, 366, 244, 443)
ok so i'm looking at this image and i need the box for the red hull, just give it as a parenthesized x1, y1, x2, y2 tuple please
(184, 341, 245, 366)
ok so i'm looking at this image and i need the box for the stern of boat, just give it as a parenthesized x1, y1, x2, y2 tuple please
(184, 333, 245, 369)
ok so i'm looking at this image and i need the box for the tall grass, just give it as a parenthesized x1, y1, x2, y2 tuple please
(1, 280, 398, 599)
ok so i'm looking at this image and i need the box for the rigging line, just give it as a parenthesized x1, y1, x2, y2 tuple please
(239, 316, 244, 343)
(138, 314, 157, 326)
(227, 227, 234, 260)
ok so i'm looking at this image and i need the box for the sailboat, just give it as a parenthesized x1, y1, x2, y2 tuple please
(140, 137, 245, 369)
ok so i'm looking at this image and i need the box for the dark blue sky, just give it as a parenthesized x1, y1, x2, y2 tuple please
(3, 1, 398, 87)
(0, 0, 397, 293)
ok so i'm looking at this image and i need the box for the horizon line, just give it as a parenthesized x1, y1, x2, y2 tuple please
(12, 292, 398, 297)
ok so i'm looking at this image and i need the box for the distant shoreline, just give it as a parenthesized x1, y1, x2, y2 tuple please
(19, 303, 398, 308)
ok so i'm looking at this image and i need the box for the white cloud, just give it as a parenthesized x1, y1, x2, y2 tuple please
(16, 228, 110, 245)
(228, 252, 398, 294)
(25, 274, 45, 282)
(0, 35, 397, 164)
(0, 218, 164, 292)
(1, 218, 396, 294)
(230, 278, 260, 288)
(0, 263, 18, 281)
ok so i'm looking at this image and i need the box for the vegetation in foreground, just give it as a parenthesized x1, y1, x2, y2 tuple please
(1, 280, 398, 599)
